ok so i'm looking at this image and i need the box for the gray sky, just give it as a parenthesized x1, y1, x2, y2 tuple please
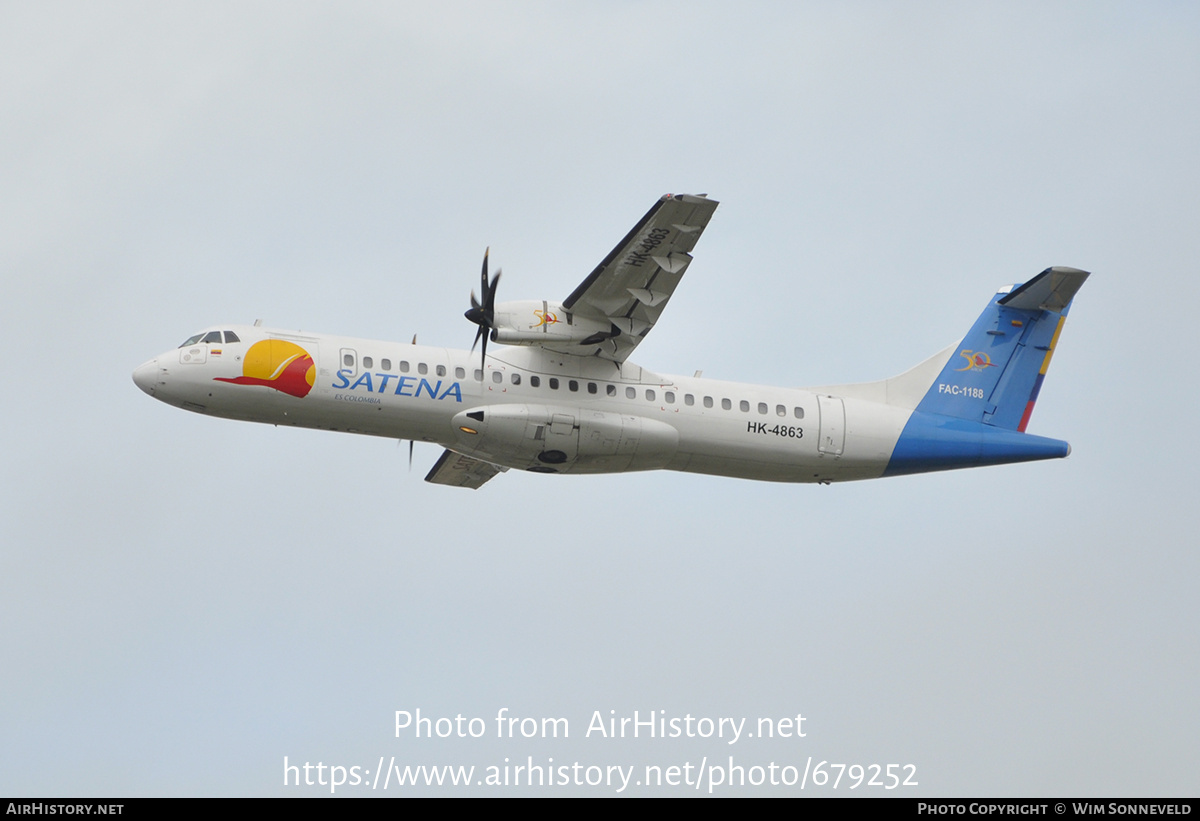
(3, 1, 1197, 796)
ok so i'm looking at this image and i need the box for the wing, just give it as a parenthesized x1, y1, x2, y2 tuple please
(562, 193, 718, 362)
(424, 449, 508, 489)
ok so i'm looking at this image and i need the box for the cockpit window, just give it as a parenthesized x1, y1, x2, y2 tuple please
(177, 330, 241, 348)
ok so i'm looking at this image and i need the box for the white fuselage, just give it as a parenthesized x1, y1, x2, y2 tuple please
(134, 324, 914, 484)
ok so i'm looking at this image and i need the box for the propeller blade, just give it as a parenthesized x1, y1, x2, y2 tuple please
(465, 247, 501, 374)
(486, 271, 501, 311)
(481, 247, 490, 299)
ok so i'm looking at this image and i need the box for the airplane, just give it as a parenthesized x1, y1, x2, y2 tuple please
(132, 193, 1089, 489)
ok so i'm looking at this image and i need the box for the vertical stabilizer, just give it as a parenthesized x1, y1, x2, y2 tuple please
(884, 267, 1088, 476)
(912, 267, 1088, 431)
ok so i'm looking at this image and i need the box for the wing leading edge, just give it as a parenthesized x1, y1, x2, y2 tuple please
(562, 193, 718, 363)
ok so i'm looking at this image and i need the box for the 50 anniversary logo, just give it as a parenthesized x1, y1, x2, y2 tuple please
(955, 349, 996, 372)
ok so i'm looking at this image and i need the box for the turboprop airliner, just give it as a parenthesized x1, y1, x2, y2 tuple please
(132, 193, 1088, 489)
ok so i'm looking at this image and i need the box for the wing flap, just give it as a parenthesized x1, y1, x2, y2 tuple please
(424, 449, 508, 489)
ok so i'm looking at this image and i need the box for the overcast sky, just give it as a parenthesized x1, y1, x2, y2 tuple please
(3, 1, 1197, 796)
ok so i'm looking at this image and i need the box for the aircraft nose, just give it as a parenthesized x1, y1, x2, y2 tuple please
(132, 358, 159, 396)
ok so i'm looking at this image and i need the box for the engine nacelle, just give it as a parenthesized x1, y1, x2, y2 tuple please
(450, 404, 678, 474)
(489, 300, 615, 347)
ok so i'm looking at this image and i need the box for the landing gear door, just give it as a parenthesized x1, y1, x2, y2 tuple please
(817, 395, 845, 456)
(542, 412, 579, 460)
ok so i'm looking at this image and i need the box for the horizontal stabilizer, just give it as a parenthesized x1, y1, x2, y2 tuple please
(999, 266, 1089, 312)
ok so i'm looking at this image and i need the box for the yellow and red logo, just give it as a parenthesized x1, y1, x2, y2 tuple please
(955, 349, 996, 372)
(214, 340, 315, 398)
(533, 309, 560, 328)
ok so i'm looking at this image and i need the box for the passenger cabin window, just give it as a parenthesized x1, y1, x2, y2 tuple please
(363, 356, 373, 369)
(492, 371, 502, 383)
(437, 365, 446, 377)
(418, 363, 428, 375)
(685, 394, 695, 406)
(530, 375, 541, 388)
(721, 398, 732, 410)
(549, 378, 559, 390)
(794, 407, 804, 419)
(645, 389, 656, 401)
(474, 369, 483, 382)
(343, 353, 354, 367)
(587, 382, 597, 394)
(758, 402, 768, 414)
(568, 380, 579, 392)
(776, 404, 786, 417)
(665, 391, 675, 403)
(511, 373, 521, 385)
(704, 396, 713, 408)
(739, 400, 750, 412)
(606, 384, 616, 397)
(381, 359, 392, 371)
(455, 367, 465, 379)
(626, 387, 636, 399)
(400, 361, 410, 373)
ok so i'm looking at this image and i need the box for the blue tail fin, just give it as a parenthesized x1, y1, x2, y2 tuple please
(884, 267, 1088, 476)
